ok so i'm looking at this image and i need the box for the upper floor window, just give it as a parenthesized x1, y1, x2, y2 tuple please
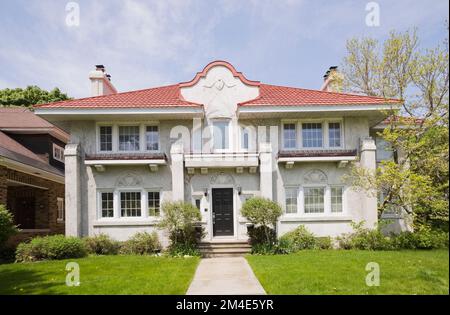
(53, 143, 65, 163)
(146, 126, 159, 151)
(302, 123, 323, 148)
(99, 126, 113, 152)
(283, 123, 297, 149)
(212, 121, 230, 150)
(242, 127, 250, 150)
(328, 122, 341, 147)
(119, 126, 140, 151)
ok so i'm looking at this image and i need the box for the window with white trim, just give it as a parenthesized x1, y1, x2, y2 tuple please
(145, 126, 159, 151)
(328, 122, 341, 147)
(101, 192, 114, 218)
(57, 197, 65, 222)
(283, 123, 296, 149)
(302, 123, 323, 148)
(99, 126, 113, 151)
(120, 191, 141, 217)
(331, 186, 343, 213)
(241, 127, 250, 150)
(285, 188, 298, 214)
(119, 126, 140, 151)
(304, 187, 325, 213)
(212, 121, 230, 150)
(148, 191, 160, 217)
(53, 144, 65, 163)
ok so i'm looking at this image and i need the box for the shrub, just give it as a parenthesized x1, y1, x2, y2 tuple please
(119, 232, 161, 255)
(392, 228, 449, 249)
(83, 234, 120, 255)
(279, 225, 317, 252)
(247, 225, 277, 246)
(336, 222, 393, 250)
(15, 235, 87, 262)
(316, 236, 333, 250)
(168, 243, 201, 257)
(241, 197, 282, 245)
(158, 202, 203, 256)
(0, 205, 18, 248)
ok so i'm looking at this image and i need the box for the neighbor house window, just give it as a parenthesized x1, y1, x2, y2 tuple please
(302, 123, 323, 148)
(119, 126, 140, 151)
(57, 197, 65, 222)
(285, 188, 298, 214)
(304, 187, 325, 213)
(99, 126, 113, 151)
(212, 121, 230, 150)
(120, 192, 141, 217)
(331, 187, 343, 213)
(53, 144, 65, 163)
(146, 126, 159, 151)
(283, 123, 296, 149)
(101, 192, 114, 218)
(148, 191, 160, 216)
(328, 122, 341, 147)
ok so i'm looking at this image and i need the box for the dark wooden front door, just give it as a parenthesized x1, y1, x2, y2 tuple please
(14, 196, 35, 229)
(212, 188, 234, 236)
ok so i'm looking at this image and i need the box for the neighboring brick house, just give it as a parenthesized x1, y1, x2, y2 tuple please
(0, 108, 68, 242)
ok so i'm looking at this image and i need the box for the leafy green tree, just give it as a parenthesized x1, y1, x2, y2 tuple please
(342, 27, 449, 230)
(0, 86, 70, 108)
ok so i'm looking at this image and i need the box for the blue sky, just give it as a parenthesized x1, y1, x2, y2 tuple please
(0, 0, 448, 98)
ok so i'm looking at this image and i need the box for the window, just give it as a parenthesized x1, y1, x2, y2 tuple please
(53, 144, 64, 163)
(242, 127, 250, 150)
(212, 121, 229, 150)
(195, 199, 201, 210)
(146, 126, 159, 151)
(331, 187, 343, 213)
(148, 191, 160, 216)
(99, 126, 113, 151)
(101, 192, 114, 218)
(302, 123, 323, 148)
(120, 192, 141, 217)
(285, 188, 298, 214)
(328, 122, 341, 147)
(57, 197, 65, 221)
(304, 187, 325, 213)
(119, 126, 140, 151)
(283, 123, 296, 149)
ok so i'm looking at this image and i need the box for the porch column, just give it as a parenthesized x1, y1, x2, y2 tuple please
(170, 142, 184, 201)
(360, 137, 377, 228)
(64, 143, 81, 237)
(259, 142, 273, 200)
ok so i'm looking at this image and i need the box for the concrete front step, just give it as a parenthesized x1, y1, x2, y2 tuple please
(198, 242, 252, 257)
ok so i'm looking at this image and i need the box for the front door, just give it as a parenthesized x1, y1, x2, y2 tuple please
(212, 188, 234, 237)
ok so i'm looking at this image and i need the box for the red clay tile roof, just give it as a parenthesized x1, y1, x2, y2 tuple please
(35, 84, 202, 109)
(238, 84, 401, 106)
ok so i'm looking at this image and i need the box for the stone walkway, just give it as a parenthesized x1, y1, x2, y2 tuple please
(186, 257, 266, 295)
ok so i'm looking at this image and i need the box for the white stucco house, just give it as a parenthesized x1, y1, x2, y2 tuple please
(35, 61, 402, 247)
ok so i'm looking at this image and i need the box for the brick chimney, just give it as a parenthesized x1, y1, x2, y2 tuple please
(320, 66, 343, 93)
(89, 65, 117, 96)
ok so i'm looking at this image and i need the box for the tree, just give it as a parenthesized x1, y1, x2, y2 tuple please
(342, 27, 449, 230)
(0, 86, 70, 108)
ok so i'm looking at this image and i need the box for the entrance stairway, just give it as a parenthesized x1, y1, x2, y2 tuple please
(198, 241, 252, 258)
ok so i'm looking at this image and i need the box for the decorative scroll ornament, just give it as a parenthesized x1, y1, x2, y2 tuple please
(210, 172, 235, 185)
(116, 173, 142, 187)
(303, 169, 327, 184)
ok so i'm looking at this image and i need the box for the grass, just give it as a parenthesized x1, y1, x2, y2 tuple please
(0, 255, 200, 294)
(246, 250, 449, 295)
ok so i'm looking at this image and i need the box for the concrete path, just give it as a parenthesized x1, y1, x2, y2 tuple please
(186, 257, 266, 295)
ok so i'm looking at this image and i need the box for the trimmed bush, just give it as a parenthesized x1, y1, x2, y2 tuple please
(158, 202, 203, 256)
(119, 232, 161, 255)
(316, 236, 333, 250)
(0, 205, 18, 247)
(84, 234, 120, 255)
(15, 235, 88, 262)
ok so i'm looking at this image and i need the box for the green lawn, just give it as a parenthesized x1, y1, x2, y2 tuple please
(246, 250, 449, 295)
(0, 255, 200, 294)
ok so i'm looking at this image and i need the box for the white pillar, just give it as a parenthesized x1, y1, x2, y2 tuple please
(170, 142, 184, 201)
(64, 143, 81, 237)
(360, 137, 377, 228)
(259, 142, 273, 200)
